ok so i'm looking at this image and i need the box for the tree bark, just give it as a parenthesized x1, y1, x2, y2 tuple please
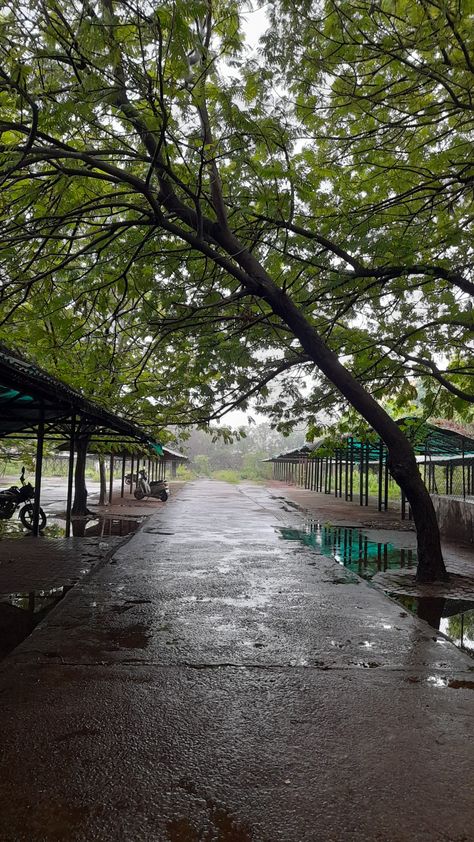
(72, 436, 90, 516)
(98, 456, 107, 506)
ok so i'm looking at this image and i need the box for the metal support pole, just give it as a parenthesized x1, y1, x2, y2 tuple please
(32, 404, 45, 536)
(349, 438, 354, 501)
(384, 449, 389, 511)
(121, 454, 126, 498)
(365, 442, 369, 506)
(108, 454, 114, 504)
(130, 455, 135, 495)
(344, 446, 349, 501)
(378, 440, 383, 512)
(462, 438, 466, 500)
(65, 412, 76, 538)
(359, 444, 364, 507)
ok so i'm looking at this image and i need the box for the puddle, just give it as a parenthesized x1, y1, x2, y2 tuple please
(69, 517, 143, 538)
(279, 522, 474, 655)
(419, 676, 474, 690)
(279, 523, 416, 580)
(0, 587, 71, 659)
(0, 519, 66, 539)
(0, 516, 142, 539)
(395, 595, 474, 654)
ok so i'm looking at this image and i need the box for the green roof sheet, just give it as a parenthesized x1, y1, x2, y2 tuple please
(266, 417, 474, 462)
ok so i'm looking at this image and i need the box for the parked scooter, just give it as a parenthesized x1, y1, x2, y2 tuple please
(149, 478, 169, 502)
(133, 468, 169, 502)
(0, 467, 47, 530)
(133, 468, 151, 500)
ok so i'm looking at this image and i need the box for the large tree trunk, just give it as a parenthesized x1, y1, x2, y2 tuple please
(72, 436, 90, 516)
(221, 244, 448, 582)
(98, 456, 107, 506)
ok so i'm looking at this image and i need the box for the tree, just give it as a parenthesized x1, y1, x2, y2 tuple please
(262, 0, 474, 420)
(1, 0, 469, 580)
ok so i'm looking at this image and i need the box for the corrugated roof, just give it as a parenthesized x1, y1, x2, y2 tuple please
(265, 421, 474, 462)
(0, 343, 162, 451)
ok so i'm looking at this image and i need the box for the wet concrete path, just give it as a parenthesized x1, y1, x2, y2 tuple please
(0, 480, 473, 841)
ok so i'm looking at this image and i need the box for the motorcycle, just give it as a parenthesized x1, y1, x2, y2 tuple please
(133, 468, 169, 502)
(0, 467, 47, 530)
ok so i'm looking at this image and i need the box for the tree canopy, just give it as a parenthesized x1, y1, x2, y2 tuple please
(0, 0, 472, 579)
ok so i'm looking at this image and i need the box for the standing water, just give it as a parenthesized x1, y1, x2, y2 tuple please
(279, 521, 474, 655)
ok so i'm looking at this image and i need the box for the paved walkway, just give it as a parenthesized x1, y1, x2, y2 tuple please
(0, 480, 473, 841)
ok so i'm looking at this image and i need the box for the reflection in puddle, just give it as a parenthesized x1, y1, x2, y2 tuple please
(0, 519, 66, 539)
(279, 523, 416, 580)
(0, 587, 71, 659)
(279, 522, 474, 655)
(71, 517, 143, 538)
(0, 516, 142, 539)
(396, 595, 474, 654)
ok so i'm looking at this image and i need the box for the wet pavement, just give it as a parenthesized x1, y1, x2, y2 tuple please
(0, 480, 473, 841)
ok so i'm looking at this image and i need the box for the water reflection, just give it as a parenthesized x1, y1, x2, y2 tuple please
(0, 516, 142, 539)
(396, 595, 474, 654)
(0, 587, 70, 659)
(279, 522, 474, 655)
(71, 516, 142, 538)
(279, 523, 416, 580)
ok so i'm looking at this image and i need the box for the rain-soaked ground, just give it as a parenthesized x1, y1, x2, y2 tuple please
(0, 513, 144, 660)
(0, 513, 143, 539)
(279, 521, 474, 654)
(0, 480, 473, 842)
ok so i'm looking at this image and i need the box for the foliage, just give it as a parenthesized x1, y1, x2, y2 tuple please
(1, 0, 472, 435)
(0, 0, 471, 575)
(261, 0, 474, 422)
(193, 454, 211, 476)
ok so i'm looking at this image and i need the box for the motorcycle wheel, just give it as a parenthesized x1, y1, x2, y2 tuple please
(160, 491, 169, 502)
(20, 504, 47, 531)
(134, 488, 145, 500)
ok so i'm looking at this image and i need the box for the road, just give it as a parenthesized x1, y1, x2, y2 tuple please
(0, 480, 472, 841)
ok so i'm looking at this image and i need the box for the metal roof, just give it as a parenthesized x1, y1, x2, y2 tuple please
(0, 343, 163, 453)
(265, 420, 474, 462)
(161, 446, 188, 461)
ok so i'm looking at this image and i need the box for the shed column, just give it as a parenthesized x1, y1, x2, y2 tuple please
(65, 412, 76, 538)
(32, 403, 45, 536)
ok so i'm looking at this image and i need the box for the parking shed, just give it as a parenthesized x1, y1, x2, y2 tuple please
(0, 343, 164, 535)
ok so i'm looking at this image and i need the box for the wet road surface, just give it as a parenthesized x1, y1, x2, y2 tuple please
(0, 480, 473, 841)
